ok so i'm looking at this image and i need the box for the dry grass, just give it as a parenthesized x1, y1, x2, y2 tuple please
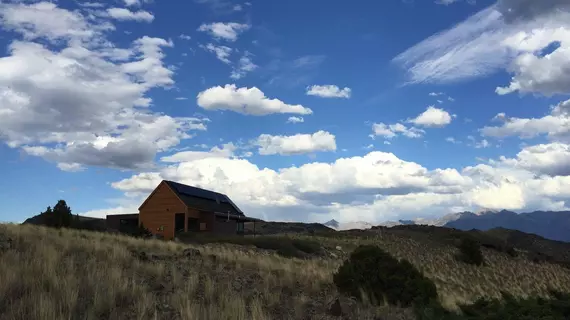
(1, 223, 570, 319)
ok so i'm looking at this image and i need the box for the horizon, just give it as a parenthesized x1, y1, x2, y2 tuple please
(2, 0, 570, 225)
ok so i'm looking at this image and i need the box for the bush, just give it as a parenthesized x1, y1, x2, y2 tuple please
(333, 245, 438, 307)
(122, 223, 153, 238)
(457, 237, 484, 266)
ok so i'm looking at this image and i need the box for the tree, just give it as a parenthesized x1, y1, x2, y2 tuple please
(39, 200, 73, 228)
(458, 237, 484, 266)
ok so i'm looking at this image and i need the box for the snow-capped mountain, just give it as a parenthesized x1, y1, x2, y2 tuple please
(323, 219, 374, 231)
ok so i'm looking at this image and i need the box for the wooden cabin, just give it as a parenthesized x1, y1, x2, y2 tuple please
(107, 180, 260, 240)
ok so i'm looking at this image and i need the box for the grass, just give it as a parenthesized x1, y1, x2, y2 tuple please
(1, 223, 570, 319)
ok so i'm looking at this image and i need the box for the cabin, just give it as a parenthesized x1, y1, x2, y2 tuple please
(106, 180, 260, 240)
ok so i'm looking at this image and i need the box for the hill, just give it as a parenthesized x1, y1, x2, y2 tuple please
(444, 210, 570, 242)
(23, 213, 107, 232)
(244, 220, 334, 235)
(2, 221, 570, 319)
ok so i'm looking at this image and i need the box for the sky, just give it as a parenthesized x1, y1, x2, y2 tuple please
(1, 0, 570, 224)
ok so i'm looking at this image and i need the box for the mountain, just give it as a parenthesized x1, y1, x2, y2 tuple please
(378, 212, 473, 228)
(323, 219, 373, 231)
(445, 210, 570, 243)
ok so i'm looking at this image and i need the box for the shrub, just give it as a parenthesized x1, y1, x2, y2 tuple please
(333, 245, 438, 307)
(457, 237, 484, 266)
(122, 223, 153, 238)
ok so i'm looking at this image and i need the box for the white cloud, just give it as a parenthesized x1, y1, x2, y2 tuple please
(287, 116, 304, 124)
(408, 106, 453, 127)
(201, 43, 232, 64)
(197, 22, 250, 41)
(497, 142, 570, 176)
(179, 34, 191, 40)
(94, 148, 570, 222)
(196, 84, 313, 116)
(372, 123, 425, 139)
(161, 143, 237, 162)
(306, 85, 352, 98)
(393, 0, 570, 93)
(496, 27, 570, 96)
(446, 137, 460, 144)
(230, 52, 257, 79)
(0, 2, 208, 170)
(481, 99, 570, 141)
(255, 131, 337, 155)
(123, 0, 140, 6)
(475, 139, 491, 148)
(0, 2, 105, 42)
(106, 8, 154, 22)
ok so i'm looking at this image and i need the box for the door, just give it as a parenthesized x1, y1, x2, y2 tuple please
(175, 213, 185, 234)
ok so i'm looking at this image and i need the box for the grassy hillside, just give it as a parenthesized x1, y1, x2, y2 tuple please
(1, 223, 570, 319)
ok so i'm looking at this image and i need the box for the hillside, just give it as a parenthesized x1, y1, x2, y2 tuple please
(444, 210, 570, 242)
(23, 213, 107, 232)
(244, 220, 334, 235)
(2, 223, 570, 319)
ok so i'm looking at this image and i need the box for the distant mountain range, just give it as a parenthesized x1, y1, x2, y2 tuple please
(326, 210, 570, 243)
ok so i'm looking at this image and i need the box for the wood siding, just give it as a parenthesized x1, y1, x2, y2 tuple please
(139, 181, 193, 240)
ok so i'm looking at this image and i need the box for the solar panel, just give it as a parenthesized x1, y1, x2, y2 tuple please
(166, 181, 229, 203)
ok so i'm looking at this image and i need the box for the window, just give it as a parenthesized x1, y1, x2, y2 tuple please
(237, 222, 244, 233)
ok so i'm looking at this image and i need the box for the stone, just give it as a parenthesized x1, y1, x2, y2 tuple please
(182, 248, 201, 257)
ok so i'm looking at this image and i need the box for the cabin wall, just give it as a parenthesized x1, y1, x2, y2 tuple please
(139, 182, 193, 240)
(106, 214, 139, 232)
(213, 216, 238, 234)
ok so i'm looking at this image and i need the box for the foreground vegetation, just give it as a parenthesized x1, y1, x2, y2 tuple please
(2, 220, 570, 319)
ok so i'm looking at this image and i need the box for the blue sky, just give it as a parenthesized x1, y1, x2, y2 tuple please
(1, 0, 570, 224)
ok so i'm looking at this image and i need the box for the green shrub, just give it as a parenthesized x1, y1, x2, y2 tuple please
(457, 237, 484, 266)
(333, 245, 438, 307)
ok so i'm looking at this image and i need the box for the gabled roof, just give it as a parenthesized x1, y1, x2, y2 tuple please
(163, 180, 244, 215)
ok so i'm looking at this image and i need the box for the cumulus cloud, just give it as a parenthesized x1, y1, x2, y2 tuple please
(408, 106, 453, 127)
(0, 1, 208, 170)
(196, 84, 313, 116)
(495, 27, 570, 96)
(106, 8, 154, 22)
(371, 123, 424, 139)
(0, 2, 107, 42)
(255, 131, 337, 155)
(90, 148, 570, 222)
(481, 99, 570, 141)
(497, 142, 570, 176)
(197, 22, 250, 41)
(306, 85, 352, 98)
